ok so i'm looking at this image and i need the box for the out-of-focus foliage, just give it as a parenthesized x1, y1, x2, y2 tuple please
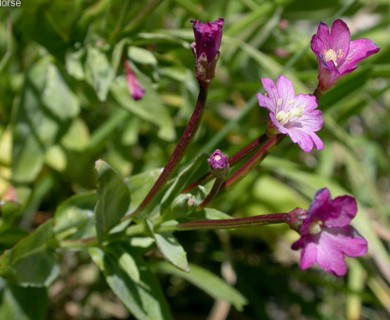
(0, 0, 389, 319)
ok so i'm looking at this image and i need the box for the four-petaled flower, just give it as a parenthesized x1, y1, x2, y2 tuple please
(290, 188, 368, 277)
(257, 76, 323, 152)
(311, 19, 380, 92)
(124, 59, 145, 101)
(191, 18, 224, 84)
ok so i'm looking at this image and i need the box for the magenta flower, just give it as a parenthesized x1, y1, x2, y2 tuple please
(208, 149, 229, 179)
(290, 188, 368, 277)
(311, 19, 380, 92)
(257, 76, 323, 153)
(191, 18, 224, 84)
(124, 60, 145, 101)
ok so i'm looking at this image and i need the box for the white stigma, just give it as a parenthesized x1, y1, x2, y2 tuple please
(308, 220, 323, 235)
(275, 106, 304, 126)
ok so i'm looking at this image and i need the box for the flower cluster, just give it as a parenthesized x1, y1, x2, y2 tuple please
(138, 17, 378, 278)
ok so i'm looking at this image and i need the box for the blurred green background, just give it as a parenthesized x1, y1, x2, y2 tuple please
(0, 0, 389, 319)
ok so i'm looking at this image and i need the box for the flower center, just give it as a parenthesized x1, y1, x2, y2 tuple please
(323, 49, 344, 66)
(276, 106, 304, 126)
(308, 220, 323, 235)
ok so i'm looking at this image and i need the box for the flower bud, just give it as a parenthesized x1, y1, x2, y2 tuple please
(191, 18, 224, 85)
(124, 59, 145, 101)
(208, 149, 229, 180)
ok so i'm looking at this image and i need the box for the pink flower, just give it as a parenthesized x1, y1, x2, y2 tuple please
(257, 76, 323, 153)
(124, 60, 145, 101)
(290, 188, 368, 277)
(191, 18, 224, 84)
(311, 19, 380, 92)
(208, 149, 229, 179)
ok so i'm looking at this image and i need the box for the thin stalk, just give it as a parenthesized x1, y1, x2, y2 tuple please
(183, 133, 268, 193)
(224, 134, 283, 190)
(197, 177, 225, 210)
(131, 82, 209, 218)
(171, 213, 289, 231)
(313, 86, 323, 100)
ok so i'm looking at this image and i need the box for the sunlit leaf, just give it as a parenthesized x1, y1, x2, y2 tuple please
(89, 246, 173, 320)
(95, 160, 131, 242)
(152, 261, 247, 311)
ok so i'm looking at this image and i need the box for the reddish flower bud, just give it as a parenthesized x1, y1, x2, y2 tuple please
(191, 18, 224, 84)
(208, 149, 229, 179)
(124, 59, 145, 101)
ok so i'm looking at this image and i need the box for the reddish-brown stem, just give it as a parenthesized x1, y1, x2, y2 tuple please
(183, 134, 268, 193)
(130, 83, 209, 218)
(197, 177, 225, 210)
(197, 134, 283, 208)
(174, 212, 289, 231)
(224, 134, 283, 189)
(313, 86, 323, 100)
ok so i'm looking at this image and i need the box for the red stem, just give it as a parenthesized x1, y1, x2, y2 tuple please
(131, 83, 209, 217)
(175, 212, 289, 231)
(183, 134, 268, 193)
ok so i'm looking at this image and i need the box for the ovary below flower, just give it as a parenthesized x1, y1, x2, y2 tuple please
(257, 75, 323, 153)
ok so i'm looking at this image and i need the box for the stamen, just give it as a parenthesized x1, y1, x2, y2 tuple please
(323, 48, 342, 67)
(275, 106, 304, 126)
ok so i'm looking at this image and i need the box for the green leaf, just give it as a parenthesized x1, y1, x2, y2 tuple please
(128, 47, 158, 66)
(94, 160, 131, 242)
(86, 47, 114, 101)
(126, 168, 162, 213)
(152, 261, 247, 311)
(160, 153, 209, 216)
(89, 246, 173, 320)
(11, 58, 77, 183)
(146, 220, 189, 272)
(0, 279, 48, 320)
(111, 74, 175, 141)
(0, 220, 59, 287)
(42, 63, 80, 119)
(11, 87, 45, 183)
(203, 208, 233, 220)
(65, 49, 85, 80)
(60, 118, 90, 151)
(54, 192, 96, 241)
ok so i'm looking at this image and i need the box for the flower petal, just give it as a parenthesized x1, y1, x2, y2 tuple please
(298, 238, 318, 270)
(316, 231, 348, 276)
(322, 195, 357, 228)
(287, 128, 314, 152)
(311, 22, 331, 55)
(326, 226, 368, 257)
(276, 75, 295, 107)
(329, 19, 351, 61)
(340, 38, 380, 73)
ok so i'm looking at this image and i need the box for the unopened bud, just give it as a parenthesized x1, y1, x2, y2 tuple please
(208, 149, 229, 180)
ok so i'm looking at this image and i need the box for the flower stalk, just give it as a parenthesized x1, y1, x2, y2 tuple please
(131, 83, 209, 217)
(224, 134, 283, 189)
(173, 213, 290, 231)
(183, 134, 268, 193)
(130, 18, 224, 218)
